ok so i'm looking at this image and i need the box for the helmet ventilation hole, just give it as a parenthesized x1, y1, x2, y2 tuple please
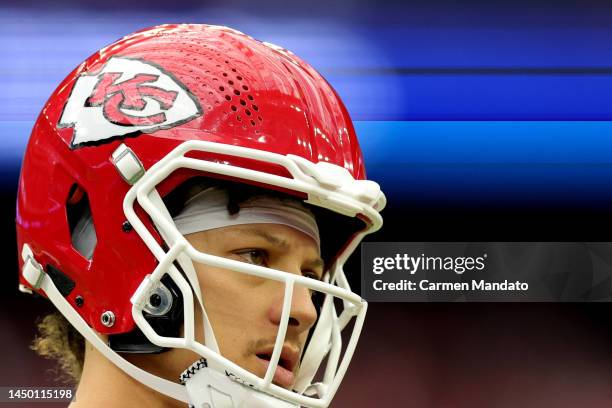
(66, 184, 97, 260)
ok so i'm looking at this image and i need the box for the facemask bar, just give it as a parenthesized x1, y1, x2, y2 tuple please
(292, 264, 366, 394)
(122, 140, 384, 407)
(292, 229, 370, 394)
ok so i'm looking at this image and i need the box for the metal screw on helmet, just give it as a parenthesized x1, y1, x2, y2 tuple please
(101, 311, 115, 327)
(143, 283, 173, 316)
(122, 221, 133, 232)
(75, 296, 84, 307)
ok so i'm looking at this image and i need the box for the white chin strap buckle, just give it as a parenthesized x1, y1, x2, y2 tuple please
(180, 359, 299, 408)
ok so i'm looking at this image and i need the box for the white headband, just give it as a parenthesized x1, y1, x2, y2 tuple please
(172, 187, 320, 248)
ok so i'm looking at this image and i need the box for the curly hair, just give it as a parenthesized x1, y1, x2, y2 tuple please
(31, 312, 85, 384)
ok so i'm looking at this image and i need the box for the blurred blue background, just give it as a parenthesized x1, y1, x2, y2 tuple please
(3, 0, 612, 207)
(4, 1, 612, 407)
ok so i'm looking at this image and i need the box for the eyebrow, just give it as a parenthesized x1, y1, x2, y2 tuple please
(240, 227, 290, 250)
(240, 226, 325, 271)
(303, 257, 325, 271)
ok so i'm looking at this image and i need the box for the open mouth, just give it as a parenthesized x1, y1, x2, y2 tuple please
(255, 348, 299, 388)
(256, 352, 295, 371)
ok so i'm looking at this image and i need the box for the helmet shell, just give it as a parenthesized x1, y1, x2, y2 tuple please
(16, 24, 365, 334)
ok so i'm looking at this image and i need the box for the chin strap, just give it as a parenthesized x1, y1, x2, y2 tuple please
(21, 244, 190, 404)
(180, 359, 300, 408)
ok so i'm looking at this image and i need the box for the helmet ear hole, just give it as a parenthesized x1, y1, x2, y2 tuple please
(66, 184, 97, 260)
(143, 283, 173, 316)
(108, 273, 183, 354)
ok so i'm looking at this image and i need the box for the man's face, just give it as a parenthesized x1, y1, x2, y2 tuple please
(185, 223, 323, 389)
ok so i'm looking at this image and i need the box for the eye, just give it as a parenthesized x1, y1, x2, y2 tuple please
(302, 270, 322, 281)
(234, 249, 268, 267)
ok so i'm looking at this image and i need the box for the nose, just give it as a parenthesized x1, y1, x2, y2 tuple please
(268, 281, 318, 333)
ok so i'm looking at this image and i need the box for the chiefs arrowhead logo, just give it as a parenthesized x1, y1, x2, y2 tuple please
(59, 57, 202, 148)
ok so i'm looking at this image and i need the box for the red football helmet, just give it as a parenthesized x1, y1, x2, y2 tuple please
(17, 24, 385, 408)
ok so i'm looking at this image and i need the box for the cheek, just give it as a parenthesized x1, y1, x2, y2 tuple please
(193, 266, 275, 359)
(197, 265, 266, 315)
